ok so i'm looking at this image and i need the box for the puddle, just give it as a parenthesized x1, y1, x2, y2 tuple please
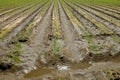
(24, 67, 54, 78)
(24, 61, 91, 79)
(106, 55, 120, 62)
(57, 65, 70, 70)
(24, 55, 120, 79)
(70, 62, 91, 70)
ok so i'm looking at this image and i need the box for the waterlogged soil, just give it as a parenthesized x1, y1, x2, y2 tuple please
(24, 55, 120, 79)
(0, 0, 120, 80)
(0, 55, 120, 80)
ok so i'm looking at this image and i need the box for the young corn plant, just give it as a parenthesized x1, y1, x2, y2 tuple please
(9, 42, 22, 63)
(52, 38, 60, 57)
(51, 1, 62, 57)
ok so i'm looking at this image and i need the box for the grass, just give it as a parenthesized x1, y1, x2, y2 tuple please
(0, 0, 42, 9)
(0, 0, 119, 9)
(70, 0, 120, 6)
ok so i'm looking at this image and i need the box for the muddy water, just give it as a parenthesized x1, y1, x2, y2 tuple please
(0, 55, 119, 80)
(106, 55, 120, 62)
(24, 67, 54, 78)
(24, 62, 91, 78)
(24, 55, 120, 79)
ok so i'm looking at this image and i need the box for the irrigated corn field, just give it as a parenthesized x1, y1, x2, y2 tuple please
(0, 0, 120, 80)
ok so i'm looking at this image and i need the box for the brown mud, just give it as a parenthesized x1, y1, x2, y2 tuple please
(0, 0, 120, 80)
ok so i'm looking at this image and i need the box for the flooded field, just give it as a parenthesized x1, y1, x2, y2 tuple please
(0, 0, 120, 80)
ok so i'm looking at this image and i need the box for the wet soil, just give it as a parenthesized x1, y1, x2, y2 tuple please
(0, 55, 120, 80)
(0, 0, 120, 80)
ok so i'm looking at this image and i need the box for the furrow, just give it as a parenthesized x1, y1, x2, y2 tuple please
(100, 5, 120, 14)
(71, 3, 120, 42)
(70, 3, 120, 43)
(0, 3, 34, 23)
(0, 6, 39, 40)
(79, 6, 120, 43)
(0, 3, 32, 17)
(19, 2, 54, 71)
(0, 1, 48, 44)
(0, 7, 20, 17)
(59, 0, 88, 62)
(15, 2, 50, 42)
(62, 1, 86, 40)
(62, 1, 100, 54)
(79, 5, 120, 35)
(64, 1, 120, 55)
(86, 5, 120, 20)
(74, 3, 120, 28)
(65, 1, 109, 35)
(69, 2, 114, 35)
(0, 2, 43, 29)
